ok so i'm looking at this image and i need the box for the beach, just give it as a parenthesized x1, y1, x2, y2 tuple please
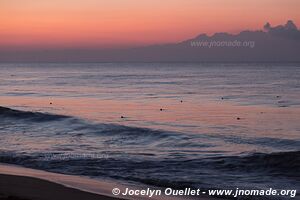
(1, 164, 217, 200)
(0, 174, 120, 200)
(0, 173, 219, 200)
(0, 163, 124, 200)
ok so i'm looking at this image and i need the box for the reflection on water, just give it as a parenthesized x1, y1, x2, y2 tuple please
(0, 63, 299, 192)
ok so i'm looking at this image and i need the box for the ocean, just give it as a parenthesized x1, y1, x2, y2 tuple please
(0, 63, 299, 193)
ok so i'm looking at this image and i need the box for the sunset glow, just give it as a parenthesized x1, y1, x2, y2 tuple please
(1, 0, 300, 49)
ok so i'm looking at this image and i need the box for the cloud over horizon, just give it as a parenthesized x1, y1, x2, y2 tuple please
(1, 20, 300, 62)
(264, 20, 300, 40)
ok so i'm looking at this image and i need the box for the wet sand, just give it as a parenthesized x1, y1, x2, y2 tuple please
(0, 164, 218, 200)
(0, 164, 127, 200)
(0, 174, 121, 200)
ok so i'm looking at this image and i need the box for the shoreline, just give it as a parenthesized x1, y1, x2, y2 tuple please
(0, 163, 124, 197)
(0, 163, 125, 200)
(0, 173, 121, 200)
(0, 163, 215, 200)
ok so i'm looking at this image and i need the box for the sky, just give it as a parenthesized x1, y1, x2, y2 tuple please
(0, 0, 300, 49)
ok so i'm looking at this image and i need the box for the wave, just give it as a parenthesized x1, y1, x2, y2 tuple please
(1, 106, 299, 191)
(0, 106, 190, 146)
(0, 150, 299, 189)
(0, 106, 298, 149)
(0, 106, 70, 122)
(205, 150, 300, 174)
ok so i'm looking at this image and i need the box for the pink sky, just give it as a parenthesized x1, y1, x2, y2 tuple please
(0, 0, 299, 49)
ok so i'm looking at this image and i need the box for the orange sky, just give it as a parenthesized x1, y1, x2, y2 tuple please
(0, 0, 300, 49)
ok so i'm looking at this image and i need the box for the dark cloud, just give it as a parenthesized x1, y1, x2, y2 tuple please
(264, 20, 300, 40)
